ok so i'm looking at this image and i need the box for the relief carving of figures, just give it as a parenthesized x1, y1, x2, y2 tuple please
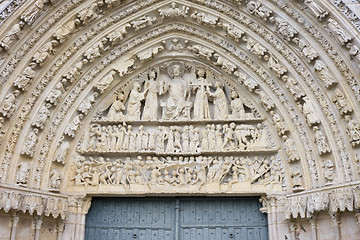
(137, 45, 164, 61)
(0, 90, 20, 118)
(191, 11, 218, 27)
(346, 43, 360, 64)
(64, 114, 83, 138)
(327, 18, 352, 45)
(245, 37, 267, 58)
(187, 45, 214, 60)
(161, 64, 191, 120)
(323, 159, 335, 184)
(53, 18, 80, 43)
(78, 92, 99, 115)
(49, 169, 61, 189)
(234, 71, 258, 92)
(213, 53, 237, 74)
(84, 38, 108, 62)
(77, 1, 102, 25)
(32, 104, 51, 129)
(303, 0, 328, 20)
(302, 96, 321, 126)
(331, 88, 353, 116)
(292, 37, 319, 62)
(168, 38, 187, 52)
(291, 166, 305, 192)
(0, 21, 24, 51)
(13, 63, 37, 91)
(313, 126, 331, 155)
(230, 91, 245, 119)
(270, 111, 288, 136)
(54, 136, 70, 164)
(246, 1, 272, 21)
(95, 70, 116, 93)
(32, 40, 59, 65)
(20, 0, 47, 25)
(107, 92, 126, 121)
(158, 2, 189, 18)
(254, 89, 274, 111)
(106, 24, 131, 44)
(208, 81, 229, 120)
(282, 75, 306, 101)
(264, 54, 287, 77)
(282, 135, 300, 162)
(344, 115, 360, 146)
(63, 59, 88, 83)
(270, 17, 298, 41)
(21, 128, 39, 157)
(16, 162, 30, 185)
(218, 22, 244, 42)
(142, 69, 160, 120)
(131, 15, 156, 31)
(45, 81, 64, 106)
(314, 60, 337, 88)
(127, 82, 147, 120)
(192, 68, 211, 120)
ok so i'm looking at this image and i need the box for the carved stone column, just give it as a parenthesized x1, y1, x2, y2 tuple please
(309, 213, 318, 240)
(57, 220, 65, 240)
(329, 211, 341, 240)
(62, 196, 92, 240)
(260, 195, 280, 240)
(10, 211, 20, 240)
(289, 221, 297, 240)
(33, 215, 43, 240)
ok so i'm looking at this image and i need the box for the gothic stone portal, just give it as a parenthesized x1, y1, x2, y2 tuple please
(68, 60, 283, 195)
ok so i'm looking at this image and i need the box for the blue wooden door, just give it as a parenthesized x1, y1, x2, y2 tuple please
(85, 197, 268, 240)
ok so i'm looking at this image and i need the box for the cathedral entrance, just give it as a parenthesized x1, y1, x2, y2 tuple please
(85, 197, 268, 240)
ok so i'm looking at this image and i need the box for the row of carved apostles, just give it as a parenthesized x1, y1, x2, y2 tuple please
(82, 122, 273, 154)
(71, 154, 285, 190)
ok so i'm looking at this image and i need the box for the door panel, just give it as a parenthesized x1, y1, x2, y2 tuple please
(85, 197, 268, 240)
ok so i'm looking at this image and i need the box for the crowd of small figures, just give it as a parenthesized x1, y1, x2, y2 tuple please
(82, 122, 273, 154)
(71, 155, 283, 190)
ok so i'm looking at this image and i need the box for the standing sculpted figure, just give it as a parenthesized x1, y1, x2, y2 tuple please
(313, 126, 331, 155)
(192, 68, 211, 120)
(33, 40, 59, 65)
(331, 88, 352, 116)
(230, 91, 245, 119)
(302, 96, 320, 126)
(54, 137, 70, 164)
(282, 75, 306, 101)
(21, 128, 39, 157)
(161, 64, 191, 120)
(127, 82, 147, 120)
(142, 69, 160, 120)
(314, 60, 337, 88)
(327, 18, 352, 45)
(32, 104, 50, 129)
(283, 135, 300, 162)
(304, 0, 328, 20)
(208, 81, 229, 120)
(107, 92, 126, 121)
(0, 90, 20, 118)
(182, 126, 189, 152)
(344, 115, 360, 146)
(0, 21, 24, 51)
(270, 111, 288, 136)
(21, 0, 47, 25)
(13, 63, 37, 91)
(16, 162, 30, 185)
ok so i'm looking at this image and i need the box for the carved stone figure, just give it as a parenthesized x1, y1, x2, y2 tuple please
(245, 37, 267, 58)
(192, 68, 211, 120)
(49, 169, 61, 189)
(20, 0, 47, 25)
(327, 18, 352, 45)
(142, 69, 160, 120)
(95, 70, 116, 93)
(292, 37, 319, 62)
(313, 126, 331, 155)
(254, 89, 274, 111)
(234, 71, 258, 91)
(84, 38, 108, 62)
(45, 81, 64, 106)
(346, 43, 360, 64)
(53, 19, 80, 43)
(0, 21, 24, 51)
(78, 92, 99, 115)
(264, 54, 287, 77)
(127, 82, 146, 120)
(32, 40, 59, 65)
(302, 96, 321, 126)
(21, 128, 39, 158)
(54, 136, 70, 164)
(137, 45, 164, 61)
(213, 53, 236, 74)
(168, 38, 187, 52)
(77, 1, 101, 25)
(0, 90, 20, 118)
(230, 91, 245, 119)
(282, 75, 306, 101)
(208, 81, 229, 120)
(314, 60, 337, 88)
(13, 63, 37, 91)
(32, 104, 51, 129)
(191, 11, 218, 27)
(222, 123, 236, 150)
(270, 111, 288, 136)
(344, 115, 360, 146)
(16, 162, 30, 185)
(323, 159, 335, 184)
(64, 114, 83, 138)
(283, 135, 300, 162)
(131, 15, 156, 31)
(331, 88, 353, 116)
(106, 23, 131, 44)
(272, 17, 298, 41)
(187, 44, 214, 60)
(107, 92, 126, 121)
(158, 2, 189, 18)
(303, 0, 328, 20)
(63, 59, 88, 82)
(246, 1, 272, 21)
(161, 64, 191, 120)
(218, 22, 244, 42)
(291, 166, 305, 192)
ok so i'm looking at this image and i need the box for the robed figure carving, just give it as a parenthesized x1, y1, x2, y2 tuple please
(142, 69, 159, 120)
(192, 68, 211, 120)
(161, 64, 191, 120)
(127, 82, 147, 120)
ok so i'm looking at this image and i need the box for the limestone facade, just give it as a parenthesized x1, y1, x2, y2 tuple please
(0, 0, 359, 239)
